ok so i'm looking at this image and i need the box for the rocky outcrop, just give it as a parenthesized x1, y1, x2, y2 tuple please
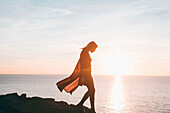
(0, 93, 91, 113)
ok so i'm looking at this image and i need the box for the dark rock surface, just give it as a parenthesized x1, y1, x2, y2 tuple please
(0, 93, 92, 113)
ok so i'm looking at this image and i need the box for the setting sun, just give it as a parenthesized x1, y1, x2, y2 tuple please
(103, 50, 131, 76)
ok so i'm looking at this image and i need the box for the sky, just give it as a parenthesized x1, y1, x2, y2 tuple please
(0, 0, 170, 76)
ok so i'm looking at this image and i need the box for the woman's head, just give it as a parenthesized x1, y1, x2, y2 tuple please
(83, 41, 98, 53)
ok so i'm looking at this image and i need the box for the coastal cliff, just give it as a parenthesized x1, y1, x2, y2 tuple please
(0, 93, 91, 113)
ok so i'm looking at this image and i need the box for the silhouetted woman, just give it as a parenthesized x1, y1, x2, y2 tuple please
(57, 41, 98, 113)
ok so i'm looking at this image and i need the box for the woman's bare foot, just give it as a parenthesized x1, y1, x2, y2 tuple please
(90, 108, 96, 113)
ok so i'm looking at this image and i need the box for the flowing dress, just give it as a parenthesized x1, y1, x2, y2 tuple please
(56, 49, 93, 94)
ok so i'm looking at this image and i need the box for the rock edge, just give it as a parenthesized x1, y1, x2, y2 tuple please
(0, 93, 92, 113)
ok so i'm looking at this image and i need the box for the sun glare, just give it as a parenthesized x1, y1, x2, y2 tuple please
(104, 50, 131, 76)
(49, 44, 52, 48)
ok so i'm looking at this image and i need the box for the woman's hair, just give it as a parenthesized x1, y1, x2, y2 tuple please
(82, 41, 98, 50)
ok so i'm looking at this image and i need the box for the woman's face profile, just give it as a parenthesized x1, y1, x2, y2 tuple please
(90, 47, 97, 53)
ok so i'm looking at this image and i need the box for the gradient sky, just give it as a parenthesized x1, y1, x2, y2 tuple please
(0, 0, 170, 76)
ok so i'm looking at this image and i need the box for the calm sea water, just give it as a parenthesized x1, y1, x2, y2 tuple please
(0, 75, 170, 113)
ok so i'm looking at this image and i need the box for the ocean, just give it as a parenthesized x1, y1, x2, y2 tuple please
(0, 75, 170, 113)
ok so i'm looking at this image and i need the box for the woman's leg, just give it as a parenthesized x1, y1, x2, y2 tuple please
(77, 86, 95, 107)
(78, 76, 96, 112)
(89, 86, 95, 111)
(77, 90, 90, 105)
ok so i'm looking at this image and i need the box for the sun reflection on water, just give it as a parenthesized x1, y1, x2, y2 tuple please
(110, 75, 124, 113)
